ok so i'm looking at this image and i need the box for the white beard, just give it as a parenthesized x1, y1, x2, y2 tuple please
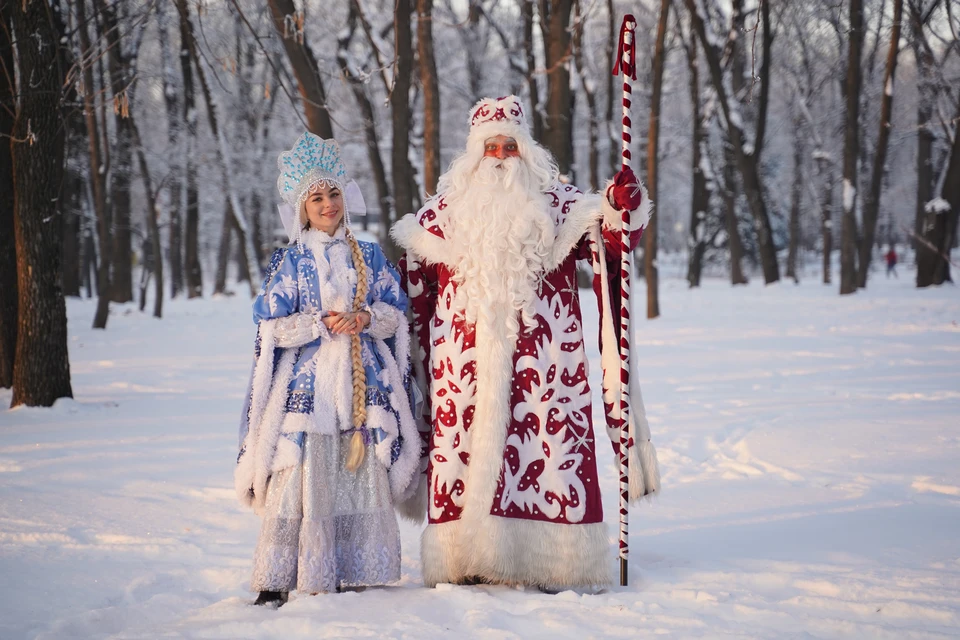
(441, 157, 556, 338)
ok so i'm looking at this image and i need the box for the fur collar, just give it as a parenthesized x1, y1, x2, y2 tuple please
(302, 227, 356, 314)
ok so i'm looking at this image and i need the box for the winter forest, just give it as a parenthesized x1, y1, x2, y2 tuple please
(2, 0, 960, 638)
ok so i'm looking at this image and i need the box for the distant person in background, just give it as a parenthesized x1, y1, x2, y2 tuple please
(235, 133, 420, 606)
(886, 246, 898, 278)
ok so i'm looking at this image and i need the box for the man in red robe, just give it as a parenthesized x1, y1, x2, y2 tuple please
(392, 96, 659, 589)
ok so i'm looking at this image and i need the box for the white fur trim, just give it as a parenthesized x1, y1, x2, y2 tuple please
(280, 410, 338, 436)
(590, 225, 661, 502)
(600, 178, 653, 232)
(235, 319, 300, 510)
(455, 301, 516, 540)
(236, 320, 278, 507)
(366, 301, 404, 340)
(369, 403, 400, 466)
(271, 435, 302, 474)
(309, 333, 351, 434)
(391, 212, 458, 268)
(466, 120, 533, 150)
(546, 192, 603, 271)
(373, 314, 422, 502)
(396, 471, 428, 524)
(421, 518, 611, 587)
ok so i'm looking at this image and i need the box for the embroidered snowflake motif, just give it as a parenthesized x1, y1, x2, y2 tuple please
(259, 248, 286, 296)
(298, 256, 320, 311)
(372, 266, 400, 300)
(294, 351, 318, 379)
(270, 273, 298, 315)
(361, 342, 388, 384)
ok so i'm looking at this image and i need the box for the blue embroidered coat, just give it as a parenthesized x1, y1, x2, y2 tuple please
(235, 229, 421, 510)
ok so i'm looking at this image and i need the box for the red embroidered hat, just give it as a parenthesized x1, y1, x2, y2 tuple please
(467, 95, 532, 147)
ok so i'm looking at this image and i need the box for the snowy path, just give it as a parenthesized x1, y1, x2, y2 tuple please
(2, 273, 959, 639)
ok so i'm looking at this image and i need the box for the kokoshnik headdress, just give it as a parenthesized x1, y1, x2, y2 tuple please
(276, 132, 367, 247)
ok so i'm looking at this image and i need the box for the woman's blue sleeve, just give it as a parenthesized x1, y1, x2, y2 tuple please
(252, 248, 301, 322)
(368, 244, 408, 313)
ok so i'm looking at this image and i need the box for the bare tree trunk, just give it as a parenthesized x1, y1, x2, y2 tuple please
(157, 1, 183, 298)
(245, 40, 277, 260)
(9, 0, 73, 407)
(232, 214, 253, 284)
(910, 3, 937, 277)
(523, 0, 543, 142)
(645, 0, 669, 318)
(97, 0, 134, 304)
(606, 0, 618, 177)
(267, 0, 334, 138)
(786, 116, 804, 283)
(0, 2, 16, 388)
(572, 1, 598, 190)
(173, 0, 203, 299)
(685, 0, 779, 283)
(542, 0, 574, 176)
(917, 100, 960, 287)
(464, 1, 485, 102)
(813, 154, 835, 283)
(932, 130, 960, 283)
(130, 120, 163, 318)
(389, 0, 414, 262)
(61, 169, 83, 298)
(76, 0, 113, 328)
(83, 228, 96, 298)
(683, 31, 710, 288)
(59, 23, 85, 302)
(858, 0, 902, 288)
(418, 0, 441, 196)
(179, 1, 258, 298)
(251, 191, 265, 265)
(334, 35, 390, 232)
(839, 0, 864, 295)
(723, 145, 749, 285)
(214, 203, 232, 295)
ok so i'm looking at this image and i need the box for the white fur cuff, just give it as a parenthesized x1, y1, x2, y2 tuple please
(600, 178, 653, 232)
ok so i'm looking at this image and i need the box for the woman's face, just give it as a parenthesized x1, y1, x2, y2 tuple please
(302, 183, 344, 236)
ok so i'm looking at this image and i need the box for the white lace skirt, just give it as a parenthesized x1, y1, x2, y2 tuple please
(249, 431, 402, 593)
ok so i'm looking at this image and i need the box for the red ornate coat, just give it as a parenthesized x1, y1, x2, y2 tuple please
(392, 182, 659, 587)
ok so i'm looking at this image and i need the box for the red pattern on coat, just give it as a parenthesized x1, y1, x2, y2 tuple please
(399, 184, 643, 526)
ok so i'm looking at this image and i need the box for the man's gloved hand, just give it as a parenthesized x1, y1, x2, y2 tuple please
(606, 167, 644, 212)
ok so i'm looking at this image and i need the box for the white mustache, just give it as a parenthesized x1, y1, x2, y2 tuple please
(475, 156, 524, 189)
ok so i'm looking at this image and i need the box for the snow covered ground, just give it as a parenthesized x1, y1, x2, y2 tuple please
(2, 267, 959, 639)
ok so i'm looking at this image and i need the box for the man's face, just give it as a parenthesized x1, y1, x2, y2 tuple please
(483, 135, 521, 160)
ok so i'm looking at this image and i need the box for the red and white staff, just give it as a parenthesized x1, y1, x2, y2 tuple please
(611, 13, 637, 588)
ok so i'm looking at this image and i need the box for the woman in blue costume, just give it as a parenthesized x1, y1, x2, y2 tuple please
(236, 133, 421, 606)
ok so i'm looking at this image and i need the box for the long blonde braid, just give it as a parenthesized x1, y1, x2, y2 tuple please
(344, 227, 370, 472)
